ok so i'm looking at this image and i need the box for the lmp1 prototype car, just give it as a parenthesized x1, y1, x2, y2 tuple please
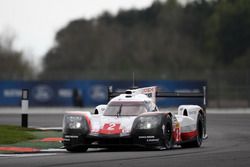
(62, 86, 207, 152)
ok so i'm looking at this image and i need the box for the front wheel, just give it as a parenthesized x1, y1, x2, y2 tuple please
(66, 145, 88, 152)
(161, 115, 173, 149)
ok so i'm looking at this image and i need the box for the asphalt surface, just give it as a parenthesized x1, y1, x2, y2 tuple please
(1, 110, 250, 167)
(0, 113, 64, 128)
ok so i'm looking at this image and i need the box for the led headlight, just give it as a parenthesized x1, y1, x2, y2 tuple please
(64, 115, 84, 129)
(135, 116, 161, 129)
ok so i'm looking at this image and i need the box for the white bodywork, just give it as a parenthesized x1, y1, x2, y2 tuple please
(176, 105, 203, 133)
(64, 86, 204, 141)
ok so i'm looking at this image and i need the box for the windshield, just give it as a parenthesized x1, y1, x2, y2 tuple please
(104, 103, 147, 116)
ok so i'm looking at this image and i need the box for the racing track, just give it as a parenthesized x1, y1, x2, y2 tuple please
(0, 112, 250, 167)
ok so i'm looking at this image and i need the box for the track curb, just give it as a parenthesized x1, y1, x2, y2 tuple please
(0, 137, 63, 154)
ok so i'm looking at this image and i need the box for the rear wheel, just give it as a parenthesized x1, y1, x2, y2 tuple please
(181, 113, 203, 148)
(161, 115, 173, 149)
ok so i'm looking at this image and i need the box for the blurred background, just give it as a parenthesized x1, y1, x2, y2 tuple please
(0, 0, 249, 108)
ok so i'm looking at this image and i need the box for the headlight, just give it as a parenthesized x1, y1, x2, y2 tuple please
(135, 116, 161, 129)
(64, 115, 84, 129)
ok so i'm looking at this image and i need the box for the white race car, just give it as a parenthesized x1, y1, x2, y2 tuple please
(62, 86, 207, 152)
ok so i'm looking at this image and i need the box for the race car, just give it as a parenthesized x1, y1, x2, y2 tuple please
(62, 86, 207, 152)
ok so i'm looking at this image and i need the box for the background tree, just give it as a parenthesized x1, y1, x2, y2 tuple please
(40, 0, 250, 80)
(0, 32, 34, 80)
(40, 0, 209, 80)
(205, 0, 250, 66)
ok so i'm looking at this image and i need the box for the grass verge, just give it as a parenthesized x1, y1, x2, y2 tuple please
(0, 125, 35, 144)
(10, 131, 63, 149)
(0, 125, 63, 153)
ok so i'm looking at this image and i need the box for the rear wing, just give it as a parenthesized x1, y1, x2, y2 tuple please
(156, 86, 207, 107)
(108, 86, 207, 109)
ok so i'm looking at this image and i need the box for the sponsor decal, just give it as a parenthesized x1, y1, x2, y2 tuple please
(138, 136, 155, 139)
(64, 135, 79, 138)
(138, 136, 159, 142)
(174, 123, 181, 142)
(143, 87, 155, 93)
(140, 86, 157, 102)
(147, 139, 159, 142)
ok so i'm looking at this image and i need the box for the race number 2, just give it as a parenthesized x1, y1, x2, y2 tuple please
(99, 123, 122, 134)
(107, 122, 116, 130)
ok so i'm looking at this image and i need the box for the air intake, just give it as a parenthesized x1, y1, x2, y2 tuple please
(125, 90, 132, 94)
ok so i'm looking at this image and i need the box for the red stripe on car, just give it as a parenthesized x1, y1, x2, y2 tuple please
(181, 130, 198, 141)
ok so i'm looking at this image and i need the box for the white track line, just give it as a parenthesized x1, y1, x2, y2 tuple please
(0, 153, 57, 157)
(40, 148, 66, 152)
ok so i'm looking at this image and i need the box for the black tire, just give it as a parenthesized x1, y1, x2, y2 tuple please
(66, 145, 88, 152)
(161, 115, 173, 149)
(181, 113, 203, 148)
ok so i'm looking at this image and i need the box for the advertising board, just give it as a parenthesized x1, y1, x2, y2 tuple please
(0, 80, 206, 107)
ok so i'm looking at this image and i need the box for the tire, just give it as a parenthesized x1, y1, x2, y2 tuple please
(161, 115, 173, 149)
(181, 113, 203, 148)
(66, 145, 88, 152)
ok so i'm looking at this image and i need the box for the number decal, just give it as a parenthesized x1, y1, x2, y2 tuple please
(99, 123, 122, 134)
(107, 122, 116, 131)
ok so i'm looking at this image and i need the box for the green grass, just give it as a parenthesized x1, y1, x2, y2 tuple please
(31, 131, 62, 139)
(9, 130, 63, 149)
(10, 139, 63, 149)
(0, 125, 36, 145)
(0, 125, 63, 152)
